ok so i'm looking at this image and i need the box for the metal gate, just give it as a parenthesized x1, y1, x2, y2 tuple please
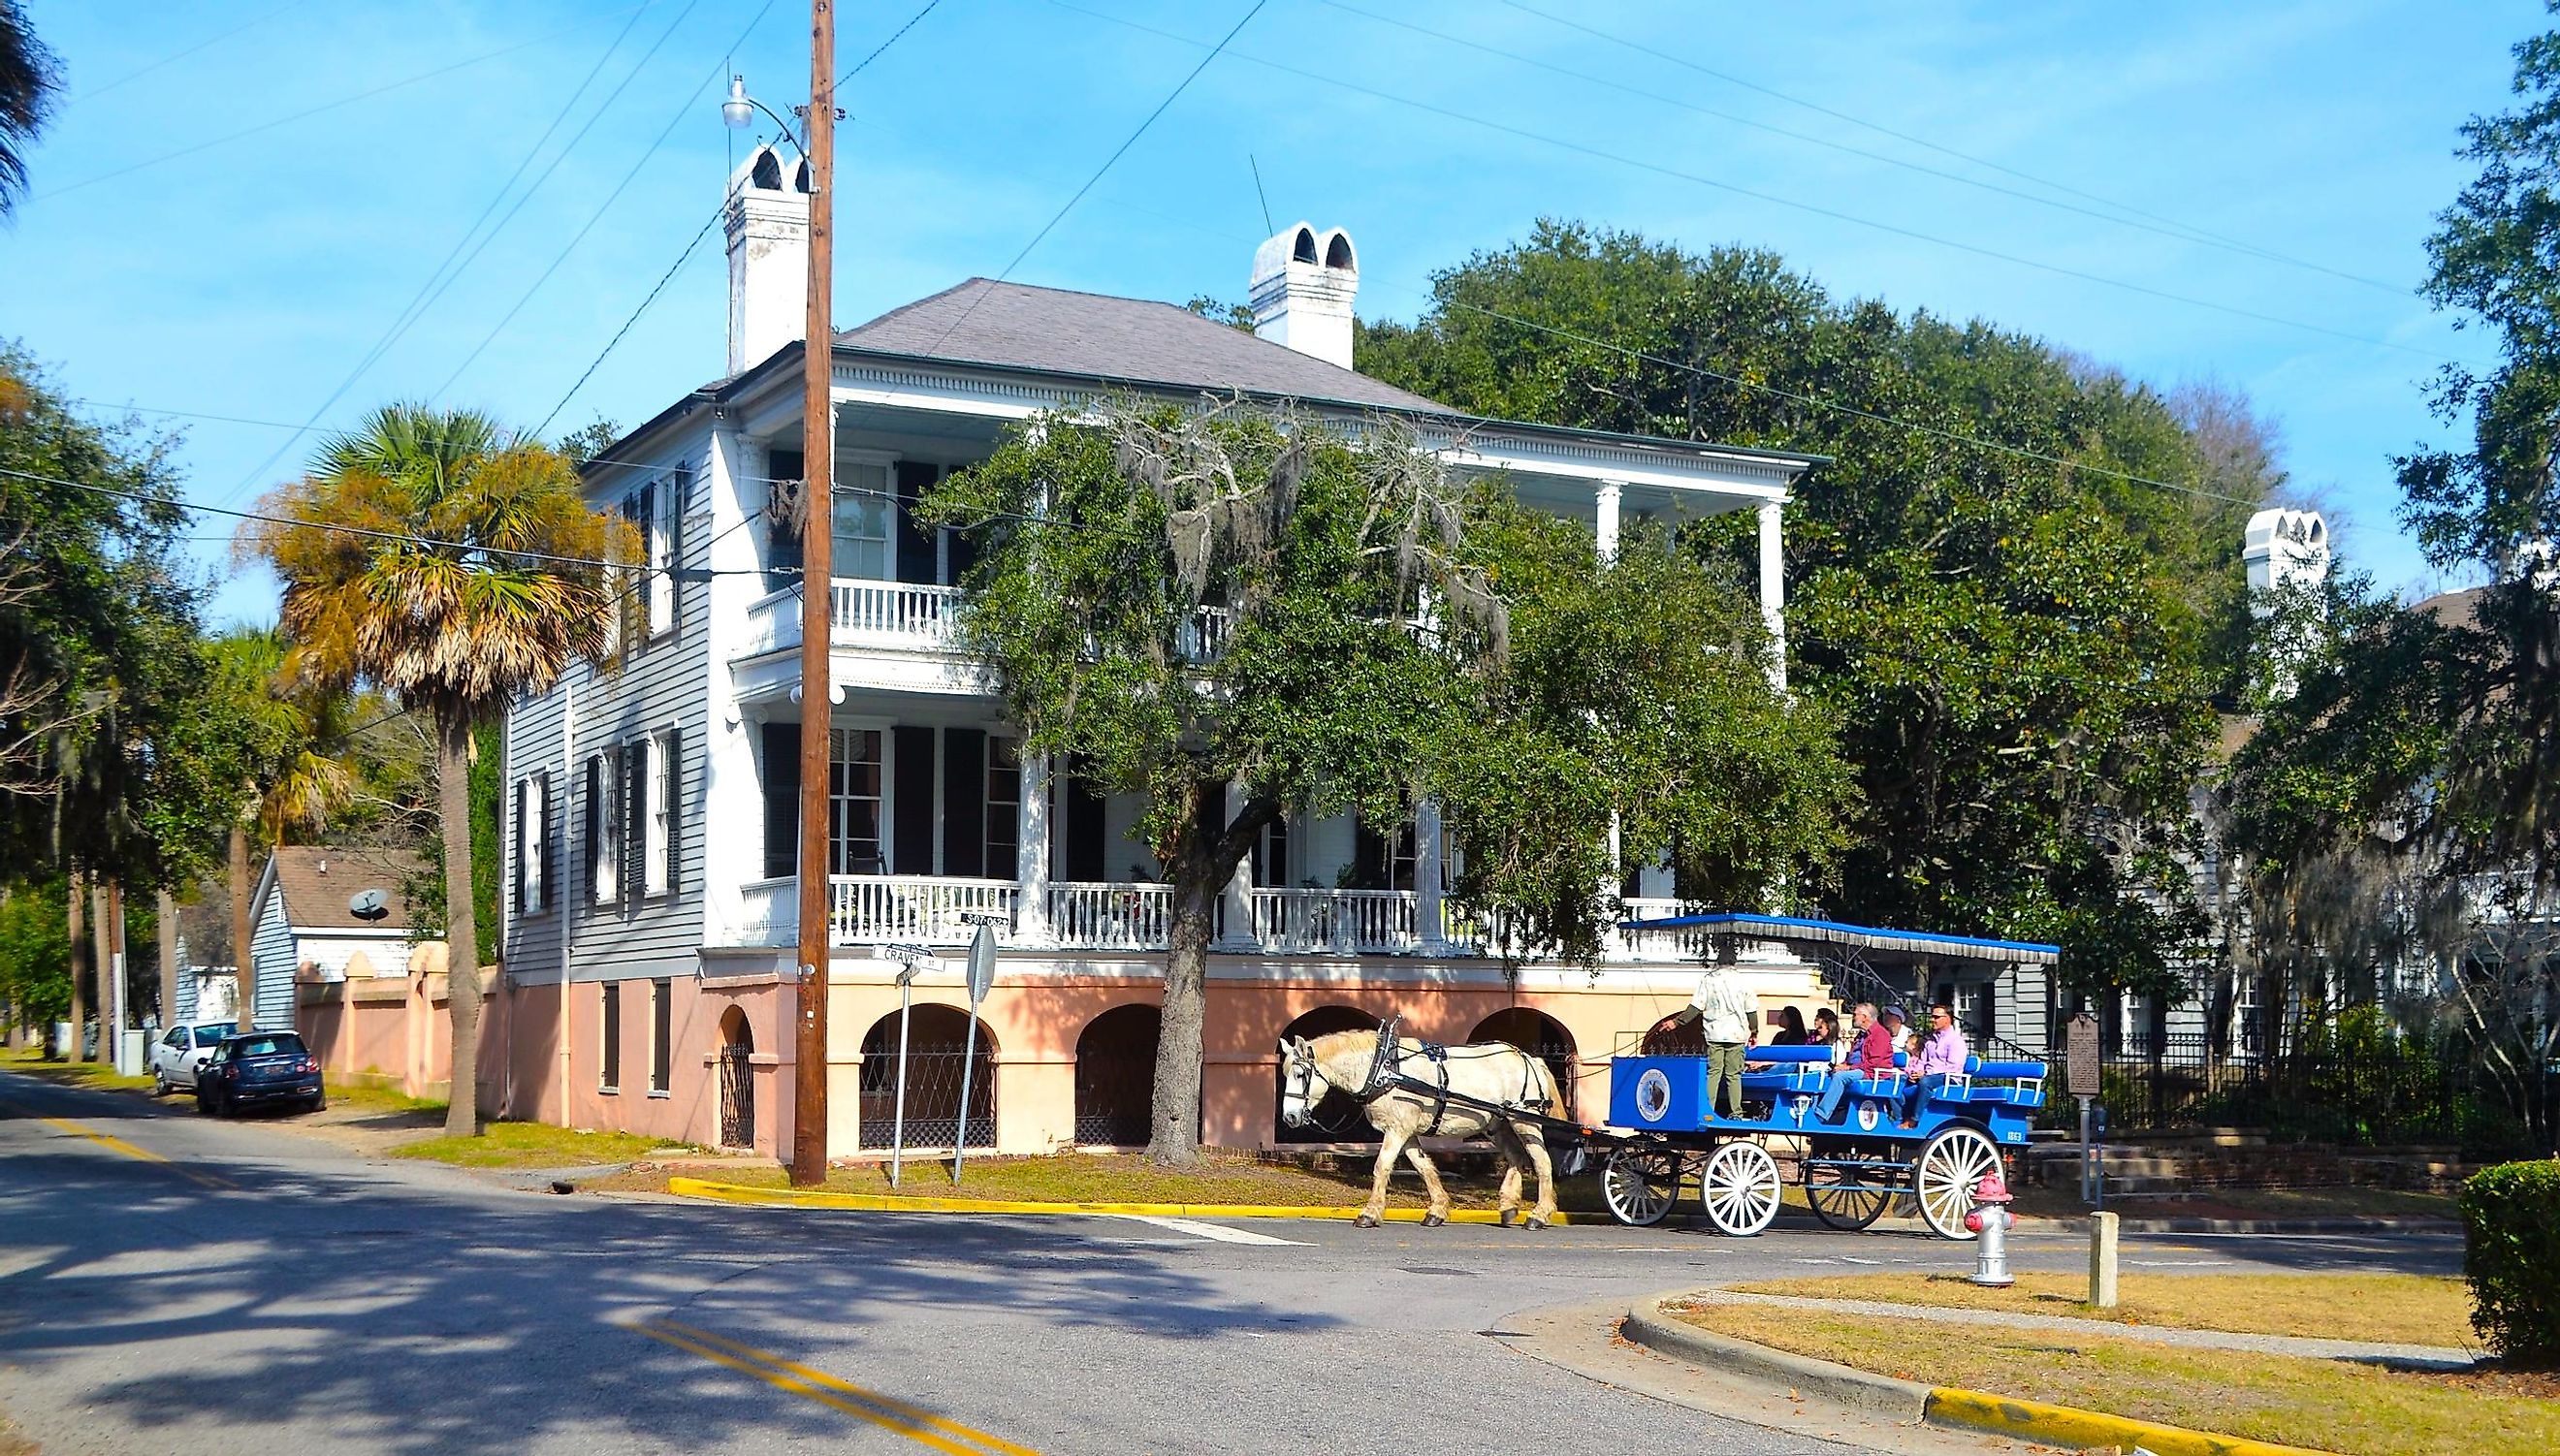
(719, 1043, 754, 1149)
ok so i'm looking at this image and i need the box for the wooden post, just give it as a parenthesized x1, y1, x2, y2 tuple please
(788, 0, 838, 1188)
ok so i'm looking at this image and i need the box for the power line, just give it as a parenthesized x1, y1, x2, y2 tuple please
(1313, 0, 2410, 299)
(537, 0, 952, 436)
(31, 14, 629, 201)
(922, 0, 1270, 357)
(215, 3, 671, 513)
(1040, 0, 2459, 364)
(432, 0, 786, 401)
(67, 0, 311, 106)
(1489, 0, 2413, 299)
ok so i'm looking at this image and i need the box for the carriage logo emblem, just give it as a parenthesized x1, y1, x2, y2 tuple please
(1789, 1095, 1810, 1124)
(1856, 1100, 1881, 1131)
(1634, 1068, 1672, 1123)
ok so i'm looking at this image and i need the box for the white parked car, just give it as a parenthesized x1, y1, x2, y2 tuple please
(150, 1020, 238, 1095)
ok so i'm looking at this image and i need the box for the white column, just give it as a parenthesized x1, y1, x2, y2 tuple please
(1415, 799, 1448, 954)
(1595, 481, 1623, 564)
(1218, 781, 1255, 949)
(1015, 752, 1054, 945)
(702, 424, 761, 946)
(1757, 497, 1786, 692)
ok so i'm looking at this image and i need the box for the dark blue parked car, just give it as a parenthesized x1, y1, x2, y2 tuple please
(195, 1031, 325, 1118)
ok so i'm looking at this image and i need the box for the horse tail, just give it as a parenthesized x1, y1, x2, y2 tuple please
(1541, 1058, 1567, 1124)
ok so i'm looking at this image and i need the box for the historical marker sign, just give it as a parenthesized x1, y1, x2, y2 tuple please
(2065, 1013, 2103, 1097)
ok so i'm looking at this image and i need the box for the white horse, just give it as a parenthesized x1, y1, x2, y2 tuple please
(1277, 1027, 1565, 1229)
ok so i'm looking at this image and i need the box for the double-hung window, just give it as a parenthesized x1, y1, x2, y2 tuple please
(513, 773, 549, 913)
(649, 978, 672, 1094)
(587, 750, 622, 906)
(644, 730, 675, 898)
(647, 477, 678, 638)
(833, 461, 893, 580)
(599, 984, 622, 1092)
(984, 739, 1021, 881)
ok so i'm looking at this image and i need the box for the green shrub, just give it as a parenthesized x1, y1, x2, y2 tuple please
(2461, 1158, 2560, 1366)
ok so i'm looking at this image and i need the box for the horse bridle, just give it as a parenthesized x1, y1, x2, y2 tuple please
(1279, 1040, 1325, 1126)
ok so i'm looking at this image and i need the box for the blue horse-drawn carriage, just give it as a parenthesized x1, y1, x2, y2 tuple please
(1586, 914, 2056, 1239)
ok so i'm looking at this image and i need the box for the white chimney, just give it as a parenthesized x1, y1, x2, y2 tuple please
(2242, 508, 2331, 597)
(725, 143, 811, 375)
(1250, 222, 1359, 370)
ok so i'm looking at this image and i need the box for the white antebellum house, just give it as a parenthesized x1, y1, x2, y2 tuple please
(493, 146, 1830, 1158)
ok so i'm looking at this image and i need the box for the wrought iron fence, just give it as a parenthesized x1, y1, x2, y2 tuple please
(856, 1049, 996, 1150)
(2051, 1030, 2478, 1147)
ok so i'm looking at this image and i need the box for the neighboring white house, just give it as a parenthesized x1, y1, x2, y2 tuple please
(494, 145, 1849, 1158)
(245, 846, 426, 1030)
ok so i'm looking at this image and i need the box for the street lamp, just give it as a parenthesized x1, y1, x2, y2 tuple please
(720, 75, 806, 152)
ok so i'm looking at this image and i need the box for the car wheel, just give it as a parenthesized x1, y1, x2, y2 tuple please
(304, 1092, 326, 1114)
(153, 1071, 171, 1097)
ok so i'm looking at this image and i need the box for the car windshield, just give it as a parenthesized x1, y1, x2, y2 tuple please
(232, 1034, 304, 1058)
(193, 1025, 236, 1047)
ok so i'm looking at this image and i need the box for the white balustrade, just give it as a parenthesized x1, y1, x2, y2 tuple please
(831, 580, 961, 646)
(826, 874, 1015, 944)
(1046, 882, 1173, 951)
(1246, 888, 1422, 955)
(1619, 898, 1708, 958)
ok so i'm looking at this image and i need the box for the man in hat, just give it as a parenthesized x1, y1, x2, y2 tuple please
(1672, 958, 1758, 1119)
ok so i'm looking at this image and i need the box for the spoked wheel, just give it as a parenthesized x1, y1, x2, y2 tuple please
(1804, 1153, 1897, 1231)
(1913, 1124, 2001, 1240)
(1601, 1147, 1683, 1227)
(1698, 1141, 1782, 1237)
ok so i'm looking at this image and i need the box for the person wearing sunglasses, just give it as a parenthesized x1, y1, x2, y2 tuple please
(1901, 1001, 1969, 1128)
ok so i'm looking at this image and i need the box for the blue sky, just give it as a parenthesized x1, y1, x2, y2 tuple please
(2, 0, 2534, 626)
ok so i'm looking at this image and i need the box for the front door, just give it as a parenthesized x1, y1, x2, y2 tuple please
(719, 1043, 754, 1150)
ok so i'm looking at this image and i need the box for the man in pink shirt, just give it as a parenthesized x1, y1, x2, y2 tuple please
(1900, 1002, 1969, 1127)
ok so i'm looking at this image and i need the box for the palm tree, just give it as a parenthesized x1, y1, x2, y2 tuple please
(0, 1, 60, 215)
(248, 404, 624, 1136)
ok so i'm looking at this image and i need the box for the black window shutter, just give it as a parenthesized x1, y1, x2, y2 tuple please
(893, 461, 937, 586)
(512, 779, 527, 913)
(663, 729, 683, 897)
(942, 728, 985, 878)
(762, 723, 799, 879)
(1064, 767, 1106, 883)
(891, 725, 935, 874)
(632, 483, 656, 629)
(667, 470, 690, 630)
(623, 742, 646, 907)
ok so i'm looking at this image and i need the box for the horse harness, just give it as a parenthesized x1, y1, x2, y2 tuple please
(1355, 1017, 1547, 1137)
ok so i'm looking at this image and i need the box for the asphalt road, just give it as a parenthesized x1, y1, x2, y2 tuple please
(0, 1069, 2460, 1456)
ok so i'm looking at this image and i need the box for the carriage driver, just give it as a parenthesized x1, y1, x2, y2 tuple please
(1669, 959, 1758, 1119)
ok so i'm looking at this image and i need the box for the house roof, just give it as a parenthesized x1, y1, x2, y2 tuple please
(263, 846, 426, 933)
(834, 278, 1460, 416)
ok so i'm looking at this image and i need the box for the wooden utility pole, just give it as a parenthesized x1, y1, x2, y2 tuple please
(105, 878, 125, 1068)
(789, 0, 838, 1187)
(65, 869, 85, 1060)
(86, 881, 110, 1063)
(157, 888, 178, 1039)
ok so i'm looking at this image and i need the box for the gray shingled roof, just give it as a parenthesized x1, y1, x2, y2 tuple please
(836, 278, 1457, 415)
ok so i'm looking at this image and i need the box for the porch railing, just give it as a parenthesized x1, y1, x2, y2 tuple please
(832, 580, 960, 646)
(827, 874, 1016, 944)
(1045, 881, 1173, 951)
(1245, 888, 1421, 954)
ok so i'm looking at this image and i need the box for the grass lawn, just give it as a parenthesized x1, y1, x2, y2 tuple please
(591, 1149, 1627, 1212)
(1726, 1272, 2475, 1349)
(1, 1044, 155, 1093)
(324, 1081, 446, 1120)
(1671, 1303, 2560, 1456)
(391, 1121, 694, 1169)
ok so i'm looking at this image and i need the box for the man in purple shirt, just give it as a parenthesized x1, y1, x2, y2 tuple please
(1900, 1002, 1969, 1128)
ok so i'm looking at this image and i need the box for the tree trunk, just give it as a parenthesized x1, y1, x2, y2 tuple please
(230, 823, 253, 1031)
(157, 887, 179, 1035)
(86, 880, 112, 1063)
(65, 870, 84, 1061)
(1147, 869, 1219, 1168)
(437, 712, 483, 1138)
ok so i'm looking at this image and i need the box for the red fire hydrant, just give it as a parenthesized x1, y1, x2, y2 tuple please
(1965, 1171, 2015, 1287)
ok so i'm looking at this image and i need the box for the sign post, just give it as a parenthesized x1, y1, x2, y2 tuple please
(952, 917, 1000, 1181)
(873, 944, 939, 1187)
(2064, 1013, 2102, 1207)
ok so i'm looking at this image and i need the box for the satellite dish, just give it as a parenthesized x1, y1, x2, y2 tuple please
(348, 888, 390, 921)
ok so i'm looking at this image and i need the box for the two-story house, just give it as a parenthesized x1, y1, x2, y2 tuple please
(493, 145, 1835, 1159)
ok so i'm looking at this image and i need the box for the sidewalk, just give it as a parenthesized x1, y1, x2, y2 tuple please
(1678, 1287, 2480, 1370)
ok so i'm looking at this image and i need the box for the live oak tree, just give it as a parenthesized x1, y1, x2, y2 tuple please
(1362, 222, 2257, 998)
(249, 404, 624, 1136)
(926, 399, 1846, 1165)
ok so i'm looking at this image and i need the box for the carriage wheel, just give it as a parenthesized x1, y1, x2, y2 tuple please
(1601, 1147, 1682, 1227)
(1698, 1142, 1781, 1237)
(1913, 1124, 2001, 1241)
(1804, 1154, 1895, 1231)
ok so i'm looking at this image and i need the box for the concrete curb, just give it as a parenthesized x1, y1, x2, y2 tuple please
(2021, 1214, 2460, 1235)
(664, 1176, 1580, 1223)
(1619, 1298, 1929, 1418)
(1624, 1295, 2343, 1456)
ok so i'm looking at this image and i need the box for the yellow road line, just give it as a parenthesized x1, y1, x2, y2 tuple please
(631, 1318, 1040, 1456)
(38, 1116, 234, 1190)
